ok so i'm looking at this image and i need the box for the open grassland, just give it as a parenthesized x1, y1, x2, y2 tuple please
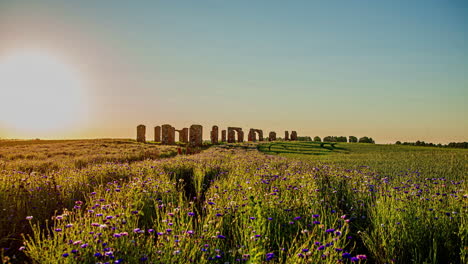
(0, 140, 466, 263)
(0, 139, 178, 262)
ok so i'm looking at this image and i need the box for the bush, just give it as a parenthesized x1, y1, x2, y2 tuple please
(349, 136, 358, 143)
(313, 136, 321, 142)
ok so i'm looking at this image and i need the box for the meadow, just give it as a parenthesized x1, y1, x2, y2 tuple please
(0, 140, 466, 263)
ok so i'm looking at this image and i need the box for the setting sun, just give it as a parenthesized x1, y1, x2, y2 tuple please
(0, 50, 88, 136)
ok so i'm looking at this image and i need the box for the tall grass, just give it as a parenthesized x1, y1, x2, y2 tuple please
(0, 140, 466, 263)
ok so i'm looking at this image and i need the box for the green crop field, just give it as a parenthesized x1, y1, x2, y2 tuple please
(0, 140, 466, 263)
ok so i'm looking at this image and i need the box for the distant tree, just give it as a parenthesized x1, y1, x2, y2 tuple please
(349, 136, 358, 143)
(358, 136, 375, 144)
(323, 136, 336, 142)
(298, 136, 312, 141)
(395, 141, 401, 145)
(337, 136, 347, 142)
(314, 136, 321, 142)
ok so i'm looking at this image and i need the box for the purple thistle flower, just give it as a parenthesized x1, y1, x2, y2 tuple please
(357, 254, 367, 260)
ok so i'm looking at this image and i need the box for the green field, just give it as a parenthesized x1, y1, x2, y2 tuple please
(259, 141, 467, 179)
(0, 140, 466, 263)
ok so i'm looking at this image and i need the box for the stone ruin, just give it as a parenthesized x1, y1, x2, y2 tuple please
(138, 124, 297, 146)
(268, 131, 276, 141)
(221, 130, 226, 142)
(210, 126, 219, 144)
(177, 128, 189, 143)
(161, 124, 175, 145)
(154, 126, 161, 142)
(291, 131, 298, 141)
(228, 127, 244, 143)
(137, 124, 146, 143)
(189, 125, 203, 146)
(248, 129, 264, 142)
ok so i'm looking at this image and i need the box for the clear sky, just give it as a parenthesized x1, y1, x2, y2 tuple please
(0, 0, 467, 143)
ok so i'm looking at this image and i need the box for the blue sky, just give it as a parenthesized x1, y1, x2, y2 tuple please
(1, 0, 467, 142)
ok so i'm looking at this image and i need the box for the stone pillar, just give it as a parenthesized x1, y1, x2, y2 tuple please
(248, 129, 255, 142)
(137, 125, 146, 143)
(170, 127, 176, 144)
(258, 130, 264, 141)
(269, 131, 276, 141)
(291, 131, 298, 141)
(179, 128, 189, 143)
(154, 126, 161, 142)
(227, 128, 236, 143)
(285, 131, 289, 141)
(211, 125, 219, 144)
(162, 124, 175, 145)
(189, 124, 203, 147)
(238, 130, 244, 143)
(221, 130, 227, 142)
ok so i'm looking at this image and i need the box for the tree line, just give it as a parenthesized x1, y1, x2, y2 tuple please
(395, 141, 468, 149)
(297, 136, 375, 143)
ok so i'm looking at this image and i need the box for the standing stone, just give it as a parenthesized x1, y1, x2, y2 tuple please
(221, 130, 227, 142)
(269, 132, 276, 141)
(257, 130, 264, 141)
(179, 128, 189, 143)
(227, 128, 236, 143)
(248, 129, 255, 142)
(189, 125, 203, 147)
(171, 127, 176, 144)
(137, 125, 146, 143)
(211, 126, 219, 144)
(291, 131, 298, 141)
(162, 124, 175, 145)
(285, 131, 289, 141)
(238, 130, 244, 143)
(154, 126, 161, 142)
(228, 127, 243, 143)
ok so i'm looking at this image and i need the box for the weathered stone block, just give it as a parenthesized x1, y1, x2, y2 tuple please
(154, 126, 161, 142)
(221, 130, 227, 142)
(291, 131, 298, 141)
(211, 125, 219, 144)
(162, 124, 175, 145)
(137, 125, 146, 143)
(179, 128, 189, 143)
(269, 131, 276, 141)
(189, 125, 203, 147)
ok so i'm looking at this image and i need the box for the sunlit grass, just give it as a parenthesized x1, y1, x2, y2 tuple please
(0, 140, 466, 263)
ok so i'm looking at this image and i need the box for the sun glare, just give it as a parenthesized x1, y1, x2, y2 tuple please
(0, 50, 88, 137)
